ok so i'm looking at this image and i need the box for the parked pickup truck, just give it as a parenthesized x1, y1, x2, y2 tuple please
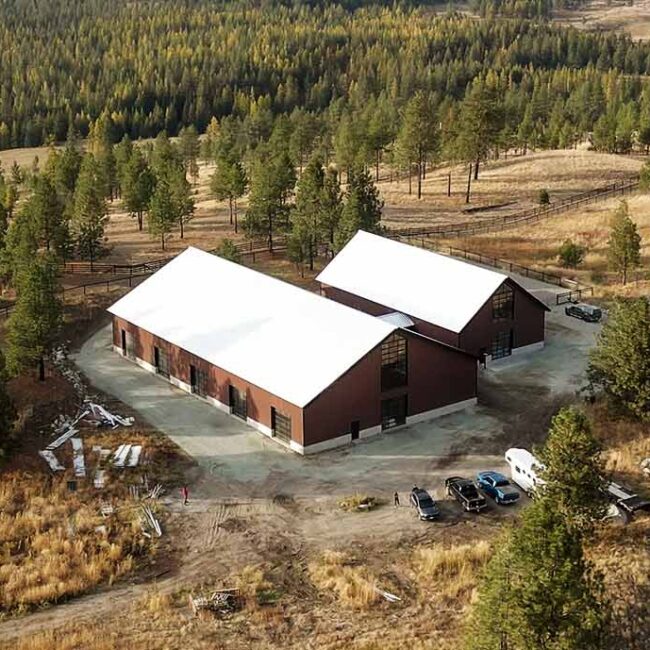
(476, 471, 520, 505)
(565, 303, 602, 323)
(445, 477, 487, 513)
(606, 481, 650, 523)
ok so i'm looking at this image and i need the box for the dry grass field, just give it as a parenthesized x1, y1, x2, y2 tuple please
(557, 0, 650, 41)
(443, 192, 650, 296)
(97, 148, 643, 264)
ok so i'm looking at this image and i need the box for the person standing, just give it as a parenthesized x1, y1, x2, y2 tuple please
(181, 485, 189, 506)
(394, 491, 400, 508)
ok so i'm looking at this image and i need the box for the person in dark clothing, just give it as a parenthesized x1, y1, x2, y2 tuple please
(394, 491, 400, 507)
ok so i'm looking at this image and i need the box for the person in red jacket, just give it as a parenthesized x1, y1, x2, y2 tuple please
(180, 485, 189, 506)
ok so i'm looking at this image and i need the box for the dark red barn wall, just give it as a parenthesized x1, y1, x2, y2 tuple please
(459, 280, 546, 357)
(112, 316, 305, 446)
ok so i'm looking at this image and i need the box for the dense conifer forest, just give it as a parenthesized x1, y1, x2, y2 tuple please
(1, 0, 650, 154)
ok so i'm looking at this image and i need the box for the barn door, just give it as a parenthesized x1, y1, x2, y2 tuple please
(229, 385, 247, 420)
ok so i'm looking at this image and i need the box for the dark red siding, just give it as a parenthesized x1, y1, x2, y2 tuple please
(458, 280, 546, 357)
(321, 279, 546, 358)
(113, 315, 477, 450)
(303, 331, 476, 446)
(112, 316, 306, 446)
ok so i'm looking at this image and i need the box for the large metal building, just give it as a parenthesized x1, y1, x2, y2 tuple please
(318, 231, 549, 363)
(108, 247, 477, 454)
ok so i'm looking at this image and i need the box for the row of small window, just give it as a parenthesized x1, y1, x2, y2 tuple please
(152, 346, 292, 440)
(492, 284, 514, 322)
(381, 333, 408, 391)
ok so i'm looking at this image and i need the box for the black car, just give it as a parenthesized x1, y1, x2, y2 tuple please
(565, 303, 602, 323)
(445, 476, 487, 512)
(410, 487, 440, 521)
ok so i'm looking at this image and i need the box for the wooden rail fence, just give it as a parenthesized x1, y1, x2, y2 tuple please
(389, 175, 639, 240)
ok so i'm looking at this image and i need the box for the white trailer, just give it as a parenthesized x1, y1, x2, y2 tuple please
(505, 448, 546, 495)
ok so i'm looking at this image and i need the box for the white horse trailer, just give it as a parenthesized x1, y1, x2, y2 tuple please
(505, 448, 546, 495)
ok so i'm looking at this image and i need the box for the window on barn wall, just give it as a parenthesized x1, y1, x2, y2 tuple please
(154, 346, 170, 378)
(190, 364, 208, 397)
(491, 330, 513, 360)
(492, 284, 514, 321)
(381, 395, 407, 430)
(271, 407, 292, 443)
(381, 333, 408, 391)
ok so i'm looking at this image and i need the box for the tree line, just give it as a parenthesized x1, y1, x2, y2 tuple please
(1, 1, 650, 152)
(465, 294, 650, 649)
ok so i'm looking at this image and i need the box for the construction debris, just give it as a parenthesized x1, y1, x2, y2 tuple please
(85, 402, 134, 429)
(112, 443, 143, 468)
(375, 587, 401, 603)
(70, 437, 86, 478)
(146, 483, 164, 500)
(641, 458, 650, 476)
(100, 503, 115, 517)
(141, 505, 162, 537)
(94, 469, 106, 489)
(190, 589, 240, 616)
(39, 450, 65, 472)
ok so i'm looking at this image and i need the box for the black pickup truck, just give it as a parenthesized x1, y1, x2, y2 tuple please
(445, 476, 487, 513)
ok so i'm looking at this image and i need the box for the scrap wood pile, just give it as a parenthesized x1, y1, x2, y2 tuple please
(140, 504, 162, 538)
(39, 401, 137, 478)
(190, 589, 241, 616)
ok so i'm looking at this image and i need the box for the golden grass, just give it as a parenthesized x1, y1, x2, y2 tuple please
(337, 494, 380, 512)
(235, 564, 274, 607)
(448, 192, 650, 295)
(0, 472, 146, 613)
(412, 541, 491, 601)
(309, 550, 380, 609)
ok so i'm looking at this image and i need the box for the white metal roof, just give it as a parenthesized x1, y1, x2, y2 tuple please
(317, 231, 508, 333)
(108, 247, 397, 407)
(377, 311, 415, 328)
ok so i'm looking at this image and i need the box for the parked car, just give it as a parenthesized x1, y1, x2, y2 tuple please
(476, 471, 520, 505)
(565, 303, 602, 323)
(505, 448, 546, 495)
(410, 487, 440, 521)
(445, 477, 487, 512)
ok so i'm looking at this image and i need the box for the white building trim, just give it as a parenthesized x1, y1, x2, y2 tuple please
(405, 397, 477, 426)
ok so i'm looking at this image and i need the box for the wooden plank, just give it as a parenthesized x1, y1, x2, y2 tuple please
(71, 437, 86, 478)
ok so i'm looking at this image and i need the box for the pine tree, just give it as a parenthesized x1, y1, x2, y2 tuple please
(167, 164, 194, 239)
(210, 154, 247, 231)
(179, 125, 200, 182)
(289, 154, 325, 271)
(537, 407, 608, 532)
(30, 174, 68, 254)
(148, 179, 176, 250)
(465, 499, 607, 650)
(1, 207, 38, 285)
(6, 252, 63, 381)
(214, 238, 241, 263)
(588, 298, 650, 420)
(122, 148, 155, 231)
(607, 200, 641, 285)
(456, 81, 504, 179)
(244, 149, 295, 250)
(71, 155, 108, 268)
(394, 92, 438, 199)
(334, 166, 383, 250)
(320, 167, 343, 246)
(114, 134, 134, 197)
(0, 348, 16, 455)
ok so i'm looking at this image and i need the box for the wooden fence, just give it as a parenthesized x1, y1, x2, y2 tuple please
(389, 175, 640, 240)
(61, 237, 287, 275)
